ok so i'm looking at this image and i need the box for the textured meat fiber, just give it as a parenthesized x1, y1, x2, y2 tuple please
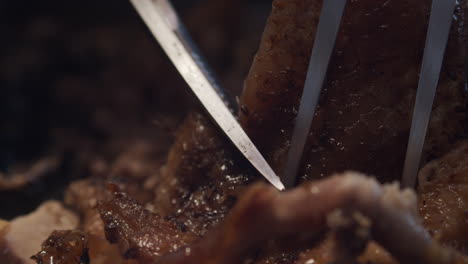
(418, 140, 468, 254)
(146, 0, 468, 262)
(25, 0, 468, 263)
(240, 0, 467, 183)
(98, 191, 196, 262)
(152, 112, 257, 235)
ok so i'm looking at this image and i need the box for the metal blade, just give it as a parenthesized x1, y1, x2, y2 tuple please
(402, 0, 456, 188)
(283, 0, 347, 188)
(129, 0, 284, 190)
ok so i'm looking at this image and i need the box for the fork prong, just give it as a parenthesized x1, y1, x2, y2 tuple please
(402, 0, 456, 188)
(282, 0, 347, 188)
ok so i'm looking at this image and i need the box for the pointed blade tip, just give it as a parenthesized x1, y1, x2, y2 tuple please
(274, 181, 285, 191)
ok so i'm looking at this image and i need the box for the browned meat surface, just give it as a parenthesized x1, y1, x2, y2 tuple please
(0, 157, 59, 191)
(31, 230, 89, 264)
(95, 0, 467, 263)
(0, 201, 78, 264)
(62, 141, 173, 260)
(3, 0, 468, 263)
(418, 140, 468, 254)
(31, 230, 137, 264)
(85, 234, 137, 264)
(64, 144, 161, 237)
(151, 112, 258, 235)
(95, 173, 467, 264)
(66, 180, 156, 264)
(65, 180, 108, 237)
(239, 0, 468, 183)
(98, 190, 197, 262)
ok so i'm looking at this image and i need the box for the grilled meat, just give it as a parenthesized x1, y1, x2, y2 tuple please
(240, 0, 468, 183)
(3, 0, 467, 263)
(94, 173, 467, 264)
(418, 140, 468, 254)
(0, 201, 78, 264)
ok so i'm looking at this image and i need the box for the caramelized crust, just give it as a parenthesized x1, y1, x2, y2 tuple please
(98, 191, 196, 263)
(31, 230, 89, 264)
(157, 173, 466, 264)
(16, 0, 468, 263)
(152, 112, 257, 235)
(418, 141, 468, 254)
(240, 0, 467, 183)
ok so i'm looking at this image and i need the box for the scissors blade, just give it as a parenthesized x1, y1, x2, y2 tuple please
(283, 0, 347, 188)
(402, 0, 456, 188)
(129, 0, 284, 190)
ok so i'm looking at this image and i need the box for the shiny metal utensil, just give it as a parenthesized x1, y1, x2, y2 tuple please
(283, 0, 347, 188)
(402, 0, 457, 188)
(129, 0, 284, 190)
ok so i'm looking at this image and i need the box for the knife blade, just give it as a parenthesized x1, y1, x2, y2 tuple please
(283, 0, 347, 188)
(129, 0, 285, 190)
(402, 0, 456, 188)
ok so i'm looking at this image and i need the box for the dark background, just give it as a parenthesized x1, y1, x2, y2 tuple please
(0, 0, 272, 219)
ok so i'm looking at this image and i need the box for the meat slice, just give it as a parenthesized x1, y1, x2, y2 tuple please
(418, 140, 468, 254)
(0, 219, 7, 233)
(92, 172, 466, 264)
(158, 173, 466, 264)
(295, 238, 397, 264)
(97, 190, 197, 263)
(0, 156, 59, 191)
(0, 201, 79, 264)
(239, 0, 467, 183)
(65, 180, 149, 264)
(65, 179, 110, 237)
(31, 230, 89, 264)
(31, 230, 134, 264)
(152, 112, 257, 235)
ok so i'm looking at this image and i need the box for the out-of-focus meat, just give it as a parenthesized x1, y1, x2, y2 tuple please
(239, 0, 467, 183)
(152, 112, 257, 235)
(295, 237, 397, 264)
(357, 243, 397, 264)
(296, 234, 398, 264)
(151, 173, 467, 264)
(418, 140, 468, 254)
(65, 180, 107, 236)
(0, 201, 78, 264)
(65, 180, 139, 264)
(31, 230, 89, 264)
(65, 140, 168, 226)
(31, 230, 134, 264)
(72, 140, 166, 209)
(98, 190, 197, 263)
(0, 219, 8, 233)
(86, 234, 138, 264)
(65, 143, 161, 235)
(63, 140, 187, 264)
(0, 157, 59, 190)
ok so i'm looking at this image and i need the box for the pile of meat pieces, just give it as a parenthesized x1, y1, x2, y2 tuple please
(1, 0, 468, 263)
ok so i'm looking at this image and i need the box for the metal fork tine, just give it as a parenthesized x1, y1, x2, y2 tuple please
(283, 0, 347, 188)
(402, 0, 457, 188)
